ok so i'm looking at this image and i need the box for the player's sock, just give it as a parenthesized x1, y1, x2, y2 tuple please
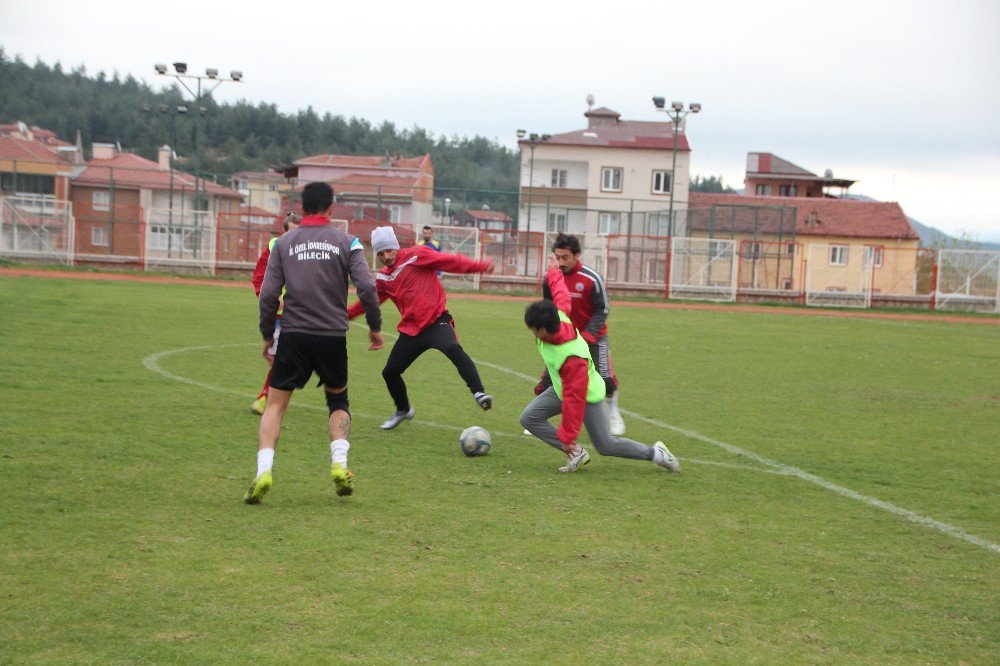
(330, 439, 350, 467)
(257, 448, 274, 477)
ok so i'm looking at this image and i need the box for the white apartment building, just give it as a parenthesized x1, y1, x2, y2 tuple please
(517, 106, 692, 238)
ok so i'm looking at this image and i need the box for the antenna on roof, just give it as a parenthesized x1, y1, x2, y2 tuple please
(586, 94, 595, 110)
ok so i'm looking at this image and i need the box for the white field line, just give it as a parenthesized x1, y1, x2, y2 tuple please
(143, 331, 999, 555)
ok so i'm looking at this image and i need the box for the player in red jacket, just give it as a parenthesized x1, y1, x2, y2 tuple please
(249, 212, 300, 415)
(536, 233, 626, 435)
(347, 226, 494, 430)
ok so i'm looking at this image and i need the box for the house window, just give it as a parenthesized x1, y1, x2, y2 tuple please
(864, 246, 883, 267)
(268, 184, 279, 191)
(786, 242, 796, 256)
(743, 242, 762, 259)
(778, 184, 797, 196)
(150, 225, 169, 251)
(709, 239, 728, 259)
(91, 225, 109, 247)
(93, 190, 112, 212)
(601, 167, 623, 192)
(547, 213, 567, 232)
(829, 245, 849, 266)
(551, 169, 567, 188)
(267, 197, 279, 208)
(755, 184, 771, 196)
(647, 213, 671, 236)
(782, 278, 793, 290)
(388, 205, 403, 223)
(149, 225, 185, 251)
(599, 212, 620, 235)
(645, 258, 667, 282)
(651, 170, 671, 194)
(0, 172, 56, 195)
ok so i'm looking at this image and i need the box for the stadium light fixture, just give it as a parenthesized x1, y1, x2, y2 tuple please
(652, 96, 703, 236)
(152, 60, 244, 211)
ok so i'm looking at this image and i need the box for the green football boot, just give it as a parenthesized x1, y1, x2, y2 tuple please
(243, 471, 272, 504)
(330, 463, 355, 497)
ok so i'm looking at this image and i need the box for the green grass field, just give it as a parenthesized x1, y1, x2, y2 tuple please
(1, 273, 998, 663)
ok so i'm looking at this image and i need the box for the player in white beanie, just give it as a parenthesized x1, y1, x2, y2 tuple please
(348, 226, 495, 430)
(371, 226, 400, 255)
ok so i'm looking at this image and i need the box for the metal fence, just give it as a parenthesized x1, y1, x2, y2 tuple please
(935, 249, 1000, 313)
(2, 193, 998, 313)
(0, 196, 74, 264)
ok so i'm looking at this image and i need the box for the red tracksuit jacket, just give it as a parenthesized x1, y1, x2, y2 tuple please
(347, 245, 490, 336)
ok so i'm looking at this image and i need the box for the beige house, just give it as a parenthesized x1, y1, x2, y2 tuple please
(517, 106, 691, 237)
(233, 170, 289, 214)
(689, 192, 922, 298)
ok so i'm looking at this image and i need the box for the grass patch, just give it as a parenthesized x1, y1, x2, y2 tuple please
(1, 274, 997, 663)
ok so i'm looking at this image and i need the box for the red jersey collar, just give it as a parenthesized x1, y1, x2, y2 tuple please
(300, 214, 330, 227)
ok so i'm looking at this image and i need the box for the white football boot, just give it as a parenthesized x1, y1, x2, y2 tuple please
(558, 446, 591, 473)
(652, 441, 680, 472)
(380, 407, 415, 430)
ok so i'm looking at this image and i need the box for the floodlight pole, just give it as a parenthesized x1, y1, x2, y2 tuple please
(652, 98, 701, 236)
(155, 63, 243, 212)
(516, 129, 550, 273)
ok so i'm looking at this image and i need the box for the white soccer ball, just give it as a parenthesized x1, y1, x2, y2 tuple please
(459, 426, 491, 457)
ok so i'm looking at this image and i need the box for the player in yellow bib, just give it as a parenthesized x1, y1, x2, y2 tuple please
(250, 213, 300, 414)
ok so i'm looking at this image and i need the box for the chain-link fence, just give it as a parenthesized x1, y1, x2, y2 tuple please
(0, 196, 74, 264)
(2, 181, 998, 312)
(935, 249, 1000, 313)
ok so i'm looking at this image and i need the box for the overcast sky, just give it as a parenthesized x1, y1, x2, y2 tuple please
(3, 0, 998, 240)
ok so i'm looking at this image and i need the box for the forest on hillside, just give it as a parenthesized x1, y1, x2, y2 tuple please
(0, 50, 518, 198)
(0, 50, 736, 210)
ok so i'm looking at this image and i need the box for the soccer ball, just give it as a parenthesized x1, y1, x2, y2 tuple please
(459, 426, 491, 457)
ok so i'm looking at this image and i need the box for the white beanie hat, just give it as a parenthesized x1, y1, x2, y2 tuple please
(371, 226, 400, 254)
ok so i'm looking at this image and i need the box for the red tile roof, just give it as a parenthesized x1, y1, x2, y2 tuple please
(240, 205, 276, 217)
(747, 152, 815, 177)
(464, 209, 512, 222)
(689, 192, 918, 240)
(540, 120, 689, 151)
(295, 153, 432, 172)
(746, 152, 856, 187)
(233, 170, 286, 183)
(0, 134, 73, 165)
(75, 152, 241, 198)
(329, 173, 420, 198)
(0, 123, 74, 148)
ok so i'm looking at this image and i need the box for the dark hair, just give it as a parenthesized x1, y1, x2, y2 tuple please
(282, 212, 301, 232)
(551, 232, 580, 255)
(422, 225, 432, 232)
(524, 299, 561, 334)
(301, 182, 334, 214)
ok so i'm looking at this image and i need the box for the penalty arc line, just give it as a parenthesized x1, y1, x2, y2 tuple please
(143, 335, 999, 555)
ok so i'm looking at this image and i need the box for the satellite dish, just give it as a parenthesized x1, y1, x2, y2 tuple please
(824, 168, 834, 178)
(586, 94, 595, 109)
